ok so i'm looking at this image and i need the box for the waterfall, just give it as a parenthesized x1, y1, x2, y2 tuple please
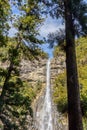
(35, 59, 53, 130)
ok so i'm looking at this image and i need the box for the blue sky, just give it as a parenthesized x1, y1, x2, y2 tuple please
(39, 16, 64, 57)
(9, 16, 64, 57)
(9, 0, 87, 57)
(9, 5, 64, 58)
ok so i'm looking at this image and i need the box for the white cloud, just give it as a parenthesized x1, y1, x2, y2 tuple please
(9, 27, 17, 37)
(8, 15, 64, 58)
(40, 17, 64, 37)
(39, 17, 65, 58)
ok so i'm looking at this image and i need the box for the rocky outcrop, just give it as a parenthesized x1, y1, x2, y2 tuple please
(19, 56, 66, 130)
(51, 56, 68, 130)
(31, 56, 67, 130)
(0, 56, 65, 88)
(0, 58, 47, 130)
(0, 55, 67, 130)
(20, 58, 47, 87)
(50, 56, 65, 84)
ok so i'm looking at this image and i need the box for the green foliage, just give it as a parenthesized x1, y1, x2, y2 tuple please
(78, 65, 87, 117)
(0, 76, 33, 129)
(0, 75, 43, 129)
(0, 0, 46, 129)
(76, 37, 87, 117)
(35, 80, 42, 92)
(53, 45, 65, 57)
(53, 72, 67, 113)
(47, 0, 87, 35)
(20, 43, 48, 60)
(0, 0, 10, 45)
(76, 37, 87, 65)
(0, 36, 46, 129)
(13, 0, 44, 48)
(83, 117, 87, 130)
(53, 37, 87, 117)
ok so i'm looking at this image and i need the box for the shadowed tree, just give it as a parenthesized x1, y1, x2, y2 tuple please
(43, 0, 87, 129)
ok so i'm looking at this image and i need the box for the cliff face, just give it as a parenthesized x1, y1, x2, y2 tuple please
(25, 56, 66, 130)
(50, 57, 67, 130)
(0, 58, 47, 130)
(0, 56, 67, 130)
(0, 56, 65, 88)
(51, 56, 65, 84)
(20, 58, 47, 87)
(19, 56, 65, 87)
(19, 56, 66, 110)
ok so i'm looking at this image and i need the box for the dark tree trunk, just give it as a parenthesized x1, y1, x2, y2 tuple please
(64, 0, 83, 130)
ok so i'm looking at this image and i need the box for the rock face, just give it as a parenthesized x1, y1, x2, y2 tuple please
(50, 56, 65, 84)
(29, 56, 67, 130)
(20, 55, 66, 86)
(50, 57, 68, 130)
(20, 58, 47, 87)
(0, 56, 67, 130)
(0, 58, 47, 130)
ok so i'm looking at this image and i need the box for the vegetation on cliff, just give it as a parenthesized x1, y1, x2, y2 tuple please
(53, 37, 87, 128)
(0, 37, 47, 129)
(0, 0, 47, 129)
(46, 0, 87, 128)
(0, 0, 87, 129)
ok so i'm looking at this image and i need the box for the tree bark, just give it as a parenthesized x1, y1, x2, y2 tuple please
(64, 0, 83, 130)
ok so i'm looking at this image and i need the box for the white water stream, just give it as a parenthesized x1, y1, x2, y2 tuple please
(36, 59, 53, 130)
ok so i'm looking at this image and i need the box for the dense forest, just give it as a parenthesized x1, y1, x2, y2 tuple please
(0, 0, 87, 130)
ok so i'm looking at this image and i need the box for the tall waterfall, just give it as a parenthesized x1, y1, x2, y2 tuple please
(35, 59, 53, 130)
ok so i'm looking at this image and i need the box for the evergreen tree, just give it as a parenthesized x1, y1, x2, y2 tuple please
(64, 1, 83, 129)
(0, 37, 22, 129)
(0, 0, 45, 129)
(13, 0, 44, 47)
(43, 0, 87, 129)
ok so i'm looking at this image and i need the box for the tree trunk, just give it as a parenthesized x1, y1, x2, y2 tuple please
(64, 0, 83, 130)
